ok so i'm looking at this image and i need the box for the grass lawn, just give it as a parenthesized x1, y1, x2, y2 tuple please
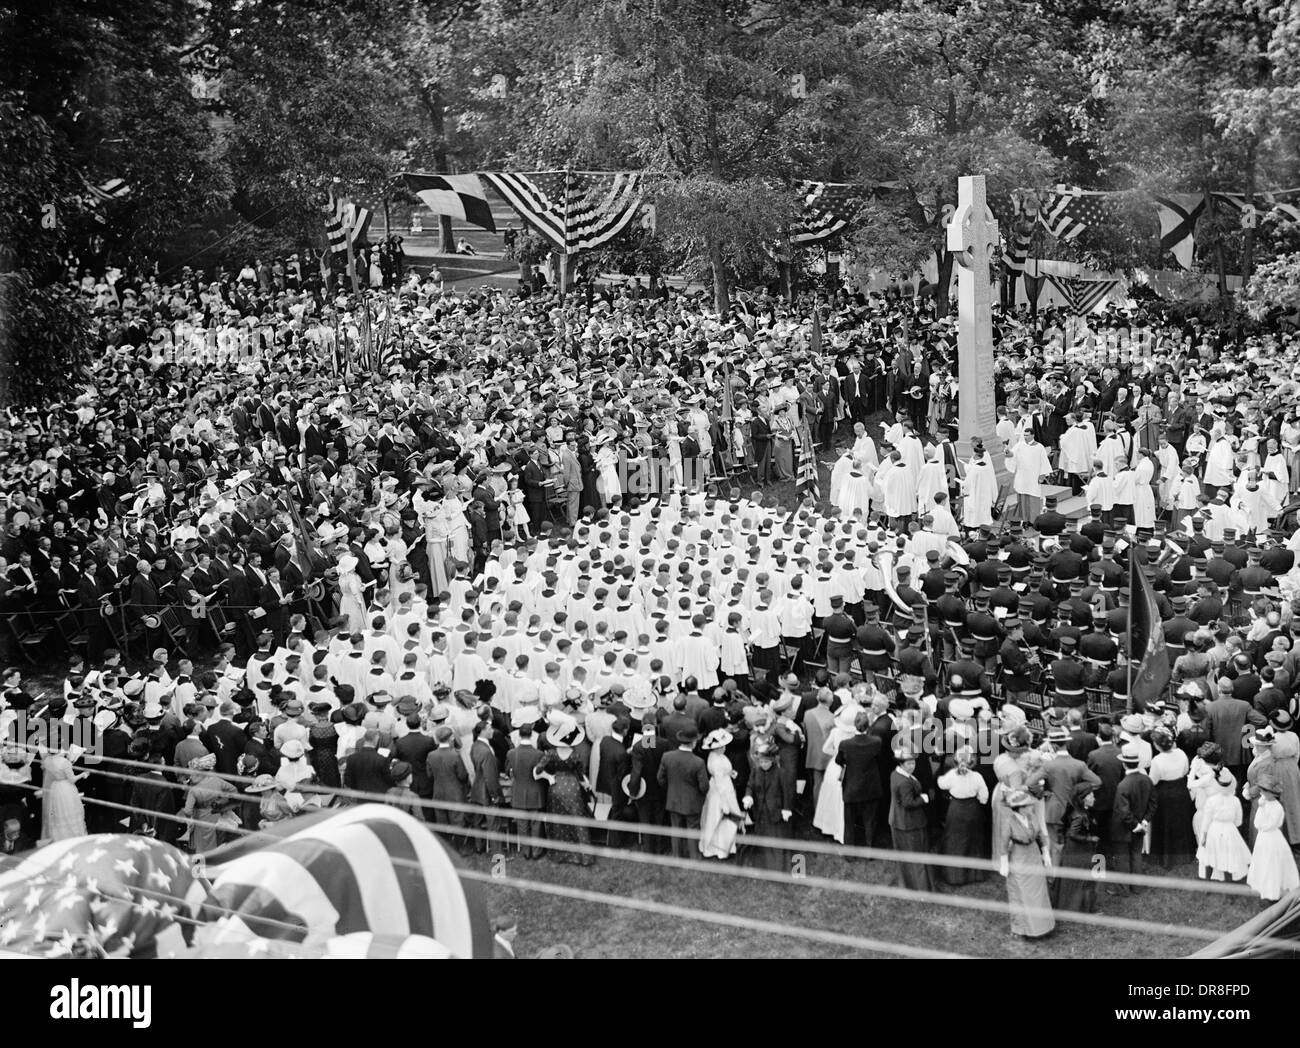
(472, 844, 1258, 960)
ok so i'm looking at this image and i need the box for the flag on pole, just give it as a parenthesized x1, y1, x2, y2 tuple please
(326, 187, 372, 255)
(796, 420, 820, 500)
(1129, 546, 1171, 711)
(810, 306, 823, 356)
(1152, 193, 1205, 270)
(402, 173, 496, 231)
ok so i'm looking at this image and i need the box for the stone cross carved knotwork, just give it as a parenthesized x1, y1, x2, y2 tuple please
(946, 174, 1008, 485)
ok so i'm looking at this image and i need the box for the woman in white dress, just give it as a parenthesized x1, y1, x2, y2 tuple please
(813, 705, 859, 843)
(595, 436, 621, 505)
(337, 553, 366, 633)
(1246, 781, 1300, 902)
(1195, 767, 1251, 882)
(699, 729, 742, 859)
(1186, 741, 1222, 842)
(39, 753, 87, 843)
(442, 487, 471, 565)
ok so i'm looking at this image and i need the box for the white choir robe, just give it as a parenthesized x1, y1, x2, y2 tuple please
(1097, 434, 1127, 477)
(915, 459, 947, 516)
(674, 632, 720, 689)
(836, 469, 874, 520)
(828, 453, 854, 505)
(1262, 452, 1290, 508)
(961, 458, 997, 528)
(852, 434, 880, 467)
(1008, 440, 1051, 497)
(996, 418, 1018, 450)
(897, 435, 925, 481)
(1237, 486, 1280, 534)
(1059, 423, 1097, 477)
(880, 460, 917, 518)
(1204, 439, 1236, 488)
(1132, 458, 1157, 528)
(1156, 445, 1181, 507)
(1085, 472, 1116, 511)
(931, 503, 960, 537)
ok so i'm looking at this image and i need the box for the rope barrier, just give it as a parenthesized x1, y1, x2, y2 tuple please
(2, 738, 1264, 896)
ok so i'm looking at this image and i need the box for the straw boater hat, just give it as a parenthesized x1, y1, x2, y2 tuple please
(546, 721, 585, 749)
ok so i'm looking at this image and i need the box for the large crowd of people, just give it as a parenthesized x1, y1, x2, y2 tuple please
(3, 254, 1300, 942)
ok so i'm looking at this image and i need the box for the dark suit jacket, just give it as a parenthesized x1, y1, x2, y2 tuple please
(394, 731, 437, 797)
(345, 745, 393, 795)
(657, 748, 709, 815)
(596, 735, 631, 800)
(506, 744, 546, 810)
(1111, 771, 1156, 842)
(1086, 743, 1124, 812)
(628, 738, 665, 802)
(888, 770, 928, 832)
(835, 733, 884, 803)
(659, 712, 697, 748)
(1028, 753, 1102, 826)
(201, 720, 248, 777)
(426, 745, 469, 802)
(469, 739, 502, 806)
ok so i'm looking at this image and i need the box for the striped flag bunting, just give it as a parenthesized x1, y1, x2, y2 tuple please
(1211, 187, 1300, 224)
(81, 176, 131, 204)
(1039, 185, 1115, 240)
(1152, 193, 1205, 270)
(200, 805, 492, 956)
(790, 181, 905, 244)
(1001, 218, 1034, 273)
(325, 187, 373, 255)
(480, 170, 642, 252)
(403, 172, 497, 232)
(1045, 274, 1120, 316)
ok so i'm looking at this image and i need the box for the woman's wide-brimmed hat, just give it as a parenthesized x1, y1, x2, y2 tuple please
(702, 728, 733, 751)
(1005, 788, 1036, 808)
(546, 722, 585, 749)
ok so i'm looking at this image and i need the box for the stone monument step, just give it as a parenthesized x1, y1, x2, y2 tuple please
(1041, 483, 1075, 503)
(1056, 494, 1090, 519)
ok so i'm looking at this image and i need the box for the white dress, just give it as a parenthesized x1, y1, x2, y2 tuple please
(1246, 797, 1300, 901)
(813, 728, 848, 843)
(1196, 786, 1251, 881)
(699, 752, 742, 858)
(338, 570, 367, 633)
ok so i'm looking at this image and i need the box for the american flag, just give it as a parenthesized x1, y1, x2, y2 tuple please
(1045, 274, 1121, 316)
(201, 805, 492, 954)
(81, 176, 131, 204)
(1002, 218, 1035, 273)
(481, 170, 642, 253)
(0, 835, 206, 958)
(1039, 186, 1114, 240)
(325, 186, 373, 255)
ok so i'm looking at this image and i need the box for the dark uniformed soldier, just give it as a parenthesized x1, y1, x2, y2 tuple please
(1033, 495, 1068, 540)
(1162, 594, 1198, 668)
(1078, 614, 1118, 687)
(1050, 636, 1088, 710)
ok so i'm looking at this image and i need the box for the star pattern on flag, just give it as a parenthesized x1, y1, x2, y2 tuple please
(0, 835, 203, 957)
(1040, 189, 1117, 240)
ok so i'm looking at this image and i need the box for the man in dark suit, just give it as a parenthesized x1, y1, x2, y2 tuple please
(1086, 721, 1124, 857)
(595, 716, 633, 847)
(836, 710, 883, 852)
(426, 725, 470, 850)
(394, 715, 437, 806)
(1108, 744, 1155, 895)
(657, 724, 709, 859)
(658, 695, 697, 752)
(345, 729, 393, 795)
(1028, 726, 1102, 861)
(200, 701, 248, 777)
(1204, 686, 1266, 785)
(628, 714, 667, 853)
(1, 804, 36, 856)
(468, 720, 502, 854)
(888, 745, 935, 891)
(505, 723, 547, 858)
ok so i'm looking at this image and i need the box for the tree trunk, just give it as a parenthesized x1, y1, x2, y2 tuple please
(1242, 138, 1258, 284)
(710, 240, 730, 317)
(1203, 180, 1230, 301)
(418, 81, 457, 254)
(934, 246, 954, 318)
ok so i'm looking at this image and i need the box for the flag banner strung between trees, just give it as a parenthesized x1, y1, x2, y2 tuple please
(1038, 186, 1118, 240)
(1210, 187, 1300, 223)
(478, 170, 643, 253)
(1152, 193, 1206, 270)
(790, 180, 906, 244)
(325, 187, 372, 255)
(1044, 274, 1121, 315)
(402, 172, 497, 232)
(1001, 219, 1034, 274)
